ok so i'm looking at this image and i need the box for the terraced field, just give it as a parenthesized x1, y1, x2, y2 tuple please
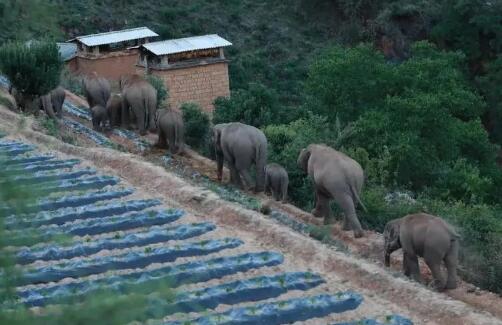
(0, 136, 412, 324)
(4, 77, 502, 324)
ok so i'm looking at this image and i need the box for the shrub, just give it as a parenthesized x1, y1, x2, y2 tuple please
(146, 75, 168, 107)
(180, 102, 210, 150)
(213, 82, 286, 128)
(0, 40, 62, 111)
(264, 114, 339, 209)
(60, 67, 83, 96)
(306, 41, 501, 202)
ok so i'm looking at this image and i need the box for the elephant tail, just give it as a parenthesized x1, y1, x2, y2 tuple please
(143, 96, 150, 131)
(350, 185, 367, 212)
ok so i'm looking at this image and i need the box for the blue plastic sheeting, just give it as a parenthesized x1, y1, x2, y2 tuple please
(0, 75, 10, 88)
(111, 128, 150, 151)
(63, 101, 92, 121)
(333, 315, 414, 325)
(19, 238, 243, 285)
(63, 119, 113, 147)
(0, 144, 34, 156)
(2, 169, 96, 186)
(269, 211, 311, 235)
(166, 293, 363, 325)
(28, 175, 119, 195)
(19, 251, 284, 307)
(0, 188, 133, 216)
(16, 222, 216, 264)
(8, 209, 184, 246)
(2, 155, 55, 166)
(156, 272, 325, 317)
(5, 159, 81, 174)
(6, 199, 161, 228)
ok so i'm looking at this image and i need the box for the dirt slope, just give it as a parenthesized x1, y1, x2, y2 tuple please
(1, 94, 502, 324)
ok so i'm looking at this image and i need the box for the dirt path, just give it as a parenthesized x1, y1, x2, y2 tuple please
(2, 99, 502, 324)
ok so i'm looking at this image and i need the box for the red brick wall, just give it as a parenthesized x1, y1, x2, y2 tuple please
(74, 51, 139, 80)
(149, 62, 230, 114)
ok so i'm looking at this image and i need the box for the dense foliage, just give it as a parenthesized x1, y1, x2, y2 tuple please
(180, 102, 210, 150)
(0, 40, 62, 103)
(146, 75, 168, 107)
(306, 42, 499, 203)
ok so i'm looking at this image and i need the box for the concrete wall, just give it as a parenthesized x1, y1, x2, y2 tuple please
(149, 62, 230, 114)
(73, 51, 139, 80)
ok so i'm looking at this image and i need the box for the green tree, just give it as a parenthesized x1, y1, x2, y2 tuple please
(213, 82, 291, 128)
(146, 75, 168, 108)
(180, 102, 210, 150)
(0, 40, 62, 111)
(306, 41, 500, 202)
(0, 0, 61, 42)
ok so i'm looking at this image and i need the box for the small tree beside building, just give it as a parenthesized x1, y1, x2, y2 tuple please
(0, 40, 62, 112)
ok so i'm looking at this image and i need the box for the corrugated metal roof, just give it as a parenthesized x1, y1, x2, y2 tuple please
(57, 42, 77, 61)
(68, 27, 158, 47)
(142, 34, 232, 56)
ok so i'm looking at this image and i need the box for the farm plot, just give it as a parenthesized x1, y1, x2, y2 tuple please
(0, 138, 412, 324)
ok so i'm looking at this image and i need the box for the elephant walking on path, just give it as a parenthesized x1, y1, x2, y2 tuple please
(119, 74, 157, 136)
(298, 144, 366, 238)
(265, 163, 289, 202)
(384, 213, 459, 291)
(155, 108, 185, 155)
(213, 122, 268, 192)
(39, 86, 66, 120)
(82, 72, 111, 109)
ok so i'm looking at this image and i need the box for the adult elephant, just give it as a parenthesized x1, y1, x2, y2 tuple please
(82, 72, 111, 108)
(39, 86, 66, 120)
(155, 108, 185, 154)
(384, 213, 459, 290)
(119, 74, 157, 136)
(213, 122, 267, 192)
(298, 144, 366, 238)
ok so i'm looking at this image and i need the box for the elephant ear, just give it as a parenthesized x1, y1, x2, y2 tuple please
(297, 148, 311, 172)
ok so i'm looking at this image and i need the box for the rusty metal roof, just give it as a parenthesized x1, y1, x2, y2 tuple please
(142, 34, 232, 56)
(68, 27, 158, 47)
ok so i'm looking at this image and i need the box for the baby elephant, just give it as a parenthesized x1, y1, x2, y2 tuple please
(91, 105, 108, 132)
(265, 163, 289, 202)
(384, 213, 459, 291)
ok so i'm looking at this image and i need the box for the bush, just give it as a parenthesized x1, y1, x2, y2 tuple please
(146, 75, 168, 107)
(305, 42, 501, 202)
(60, 67, 83, 96)
(213, 82, 288, 128)
(0, 40, 62, 111)
(180, 102, 210, 150)
(264, 114, 340, 209)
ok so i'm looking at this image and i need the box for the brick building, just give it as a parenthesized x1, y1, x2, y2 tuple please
(67, 27, 158, 80)
(137, 34, 232, 113)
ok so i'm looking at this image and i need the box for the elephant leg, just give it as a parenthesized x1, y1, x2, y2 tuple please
(444, 242, 459, 289)
(136, 109, 147, 136)
(121, 100, 130, 130)
(281, 179, 288, 203)
(156, 129, 168, 149)
(404, 253, 421, 283)
(312, 189, 331, 220)
(226, 159, 241, 188)
(333, 193, 364, 238)
(264, 175, 272, 195)
(425, 255, 445, 290)
(402, 252, 411, 277)
(240, 169, 255, 192)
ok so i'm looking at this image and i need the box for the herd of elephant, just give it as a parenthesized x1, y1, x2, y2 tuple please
(29, 73, 460, 292)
